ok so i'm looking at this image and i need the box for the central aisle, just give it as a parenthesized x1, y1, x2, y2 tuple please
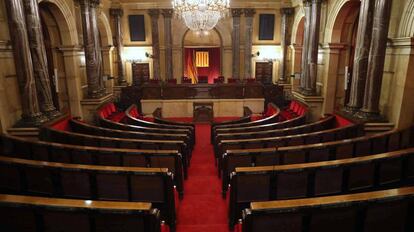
(176, 124, 229, 232)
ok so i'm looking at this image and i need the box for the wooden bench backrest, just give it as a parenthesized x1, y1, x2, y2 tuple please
(214, 112, 307, 134)
(217, 123, 362, 156)
(0, 156, 176, 228)
(40, 126, 187, 152)
(0, 194, 161, 232)
(213, 103, 281, 130)
(70, 119, 189, 140)
(220, 125, 414, 198)
(242, 187, 414, 232)
(227, 148, 414, 226)
(125, 104, 194, 131)
(214, 114, 336, 141)
(0, 134, 185, 197)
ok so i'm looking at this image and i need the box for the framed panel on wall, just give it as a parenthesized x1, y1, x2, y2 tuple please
(259, 14, 275, 40)
(129, 15, 146, 41)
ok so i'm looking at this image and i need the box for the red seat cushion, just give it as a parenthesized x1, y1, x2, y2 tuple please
(51, 117, 71, 131)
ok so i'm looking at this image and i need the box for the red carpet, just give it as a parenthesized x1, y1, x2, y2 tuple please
(176, 124, 230, 232)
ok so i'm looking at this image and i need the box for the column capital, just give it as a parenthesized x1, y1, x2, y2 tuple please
(89, 0, 100, 8)
(110, 8, 123, 17)
(244, 8, 256, 17)
(231, 8, 243, 17)
(148, 9, 160, 18)
(280, 7, 294, 15)
(75, 0, 88, 6)
(302, 0, 312, 6)
(161, 9, 174, 18)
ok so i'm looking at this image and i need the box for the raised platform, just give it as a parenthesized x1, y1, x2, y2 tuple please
(142, 98, 265, 118)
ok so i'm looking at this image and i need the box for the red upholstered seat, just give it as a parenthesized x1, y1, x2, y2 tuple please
(228, 78, 239, 83)
(246, 78, 256, 83)
(334, 114, 353, 127)
(107, 112, 125, 122)
(51, 117, 71, 131)
(167, 79, 177, 84)
(214, 76, 225, 84)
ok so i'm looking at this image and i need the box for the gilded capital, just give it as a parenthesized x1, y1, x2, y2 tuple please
(280, 7, 294, 15)
(244, 8, 256, 17)
(162, 9, 174, 18)
(110, 8, 123, 17)
(231, 8, 243, 17)
(148, 9, 160, 18)
(302, 0, 312, 7)
(89, 0, 100, 8)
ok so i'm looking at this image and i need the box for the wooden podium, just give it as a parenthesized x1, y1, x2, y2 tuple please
(193, 102, 213, 123)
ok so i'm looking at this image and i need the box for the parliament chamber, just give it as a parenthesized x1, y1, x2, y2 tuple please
(0, 0, 414, 231)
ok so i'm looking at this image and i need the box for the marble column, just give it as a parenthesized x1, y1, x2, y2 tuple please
(149, 9, 161, 80)
(244, 9, 256, 79)
(162, 9, 174, 80)
(110, 8, 126, 86)
(303, 0, 322, 96)
(300, 0, 311, 91)
(89, 0, 105, 95)
(345, 0, 375, 112)
(357, 0, 393, 119)
(279, 7, 294, 83)
(231, 9, 242, 79)
(23, 0, 61, 119)
(78, 0, 100, 98)
(5, 0, 47, 126)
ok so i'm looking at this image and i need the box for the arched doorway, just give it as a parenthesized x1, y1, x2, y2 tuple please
(97, 13, 114, 92)
(330, 0, 360, 109)
(39, 2, 68, 111)
(182, 29, 223, 84)
(291, 17, 305, 90)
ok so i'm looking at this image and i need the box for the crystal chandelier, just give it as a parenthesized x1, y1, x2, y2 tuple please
(172, 0, 230, 31)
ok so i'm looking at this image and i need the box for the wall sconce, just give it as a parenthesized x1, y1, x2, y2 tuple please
(251, 51, 260, 58)
(145, 52, 154, 59)
(254, 46, 282, 63)
(124, 47, 151, 63)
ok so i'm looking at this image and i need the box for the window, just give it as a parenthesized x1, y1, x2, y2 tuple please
(129, 15, 146, 41)
(195, 51, 209, 67)
(259, 14, 275, 40)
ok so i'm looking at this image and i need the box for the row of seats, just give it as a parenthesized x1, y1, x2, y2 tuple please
(229, 147, 414, 226)
(221, 125, 414, 199)
(279, 100, 307, 120)
(213, 115, 343, 156)
(242, 186, 414, 232)
(70, 118, 190, 142)
(98, 103, 195, 147)
(154, 77, 262, 84)
(0, 134, 185, 199)
(40, 124, 191, 174)
(0, 102, 202, 231)
(97, 102, 125, 122)
(209, 101, 414, 231)
(0, 194, 163, 232)
(216, 120, 362, 156)
(0, 156, 177, 228)
(214, 114, 336, 142)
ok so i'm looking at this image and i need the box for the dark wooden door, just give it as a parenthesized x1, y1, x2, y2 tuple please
(132, 63, 150, 86)
(255, 62, 273, 84)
